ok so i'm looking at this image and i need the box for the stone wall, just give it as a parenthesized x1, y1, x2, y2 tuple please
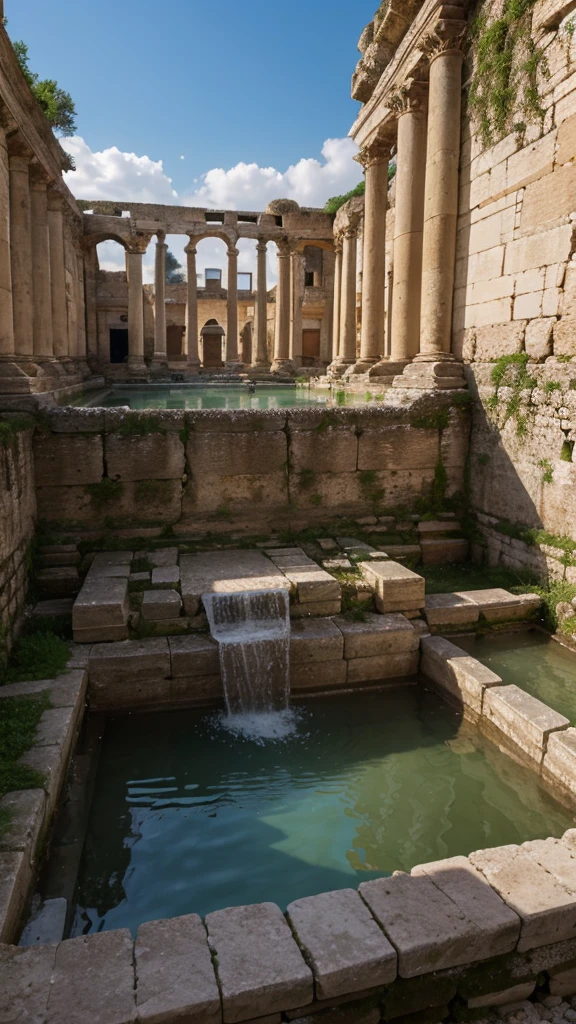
(0, 422, 36, 657)
(32, 396, 469, 535)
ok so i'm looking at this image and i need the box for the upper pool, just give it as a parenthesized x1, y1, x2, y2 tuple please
(70, 385, 372, 411)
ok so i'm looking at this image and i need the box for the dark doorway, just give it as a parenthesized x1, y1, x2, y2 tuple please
(167, 325, 185, 360)
(302, 328, 321, 366)
(240, 322, 252, 365)
(110, 328, 129, 364)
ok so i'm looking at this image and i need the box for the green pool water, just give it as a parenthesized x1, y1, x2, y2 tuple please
(71, 686, 573, 937)
(455, 630, 576, 723)
(71, 385, 369, 410)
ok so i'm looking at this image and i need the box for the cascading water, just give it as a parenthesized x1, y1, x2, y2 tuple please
(203, 588, 297, 741)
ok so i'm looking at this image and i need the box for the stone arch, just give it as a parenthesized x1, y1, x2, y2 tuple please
(200, 318, 225, 368)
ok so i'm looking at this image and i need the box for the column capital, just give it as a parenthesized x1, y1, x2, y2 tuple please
(29, 163, 51, 190)
(389, 78, 428, 118)
(47, 187, 66, 212)
(356, 138, 393, 170)
(6, 132, 33, 162)
(227, 246, 239, 258)
(156, 229, 166, 244)
(277, 238, 291, 258)
(126, 232, 152, 256)
(422, 22, 467, 62)
(256, 239, 268, 253)
(184, 240, 197, 256)
(333, 234, 343, 255)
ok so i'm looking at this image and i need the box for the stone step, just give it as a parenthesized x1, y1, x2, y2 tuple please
(454, 589, 541, 623)
(361, 560, 425, 613)
(420, 538, 469, 565)
(377, 544, 421, 560)
(35, 567, 81, 599)
(417, 520, 461, 536)
(72, 576, 129, 643)
(39, 552, 81, 568)
(31, 598, 74, 620)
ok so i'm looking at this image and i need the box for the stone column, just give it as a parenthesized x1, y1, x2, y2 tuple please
(185, 239, 200, 371)
(126, 246, 146, 370)
(271, 240, 293, 374)
(329, 240, 342, 364)
(289, 248, 305, 367)
(254, 239, 269, 367)
(30, 172, 54, 359)
(47, 191, 69, 359)
(399, 27, 467, 389)
(330, 225, 358, 375)
(83, 245, 99, 365)
(0, 121, 14, 358)
(352, 141, 391, 374)
(320, 248, 335, 365)
(389, 81, 427, 365)
(76, 253, 88, 365)
(153, 230, 167, 366)
(8, 142, 34, 358)
(225, 246, 242, 369)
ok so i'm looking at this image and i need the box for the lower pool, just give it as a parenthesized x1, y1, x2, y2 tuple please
(455, 630, 576, 724)
(71, 686, 573, 936)
(70, 385, 370, 410)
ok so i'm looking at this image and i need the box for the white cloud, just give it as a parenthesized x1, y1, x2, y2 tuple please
(63, 135, 361, 286)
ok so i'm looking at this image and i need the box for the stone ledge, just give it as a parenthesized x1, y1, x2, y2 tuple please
(482, 684, 569, 764)
(420, 635, 503, 715)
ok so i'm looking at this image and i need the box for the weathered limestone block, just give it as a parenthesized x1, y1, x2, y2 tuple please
(420, 538, 468, 566)
(553, 317, 576, 357)
(424, 594, 480, 628)
(141, 589, 182, 620)
(359, 871, 499, 978)
(411, 856, 520, 956)
(289, 429, 358, 474)
(467, 980, 536, 1008)
(205, 902, 313, 1022)
(0, 943, 57, 1024)
(190, 410, 287, 434)
(188, 431, 286, 478)
(0, 788, 46, 858)
(36, 566, 81, 598)
(35, 705, 75, 756)
(290, 601, 342, 619)
(187, 472, 288, 514)
(549, 964, 576, 996)
(88, 639, 171, 708)
(474, 322, 525, 361)
(119, 479, 183, 524)
(86, 563, 131, 580)
(40, 551, 81, 567)
(170, 674, 223, 703)
(271, 555, 316, 569)
(456, 589, 541, 622)
(290, 659, 348, 691)
(46, 929, 136, 1024)
(169, 635, 220, 677)
(420, 636, 502, 715)
(73, 577, 129, 643)
(92, 551, 134, 566)
(284, 570, 340, 604)
(287, 888, 397, 1000)
(290, 618, 344, 663)
(347, 652, 419, 683)
(17, 744, 67, 819)
(378, 544, 421, 560)
(482, 684, 569, 762)
(470, 844, 576, 951)
(358, 426, 439, 471)
(525, 317, 555, 360)
(543, 728, 576, 796)
(361, 561, 425, 613)
(181, 551, 289, 617)
(34, 434, 104, 486)
(135, 913, 221, 1024)
(333, 613, 418, 659)
(145, 547, 179, 567)
(0, 850, 30, 942)
(106, 432, 185, 481)
(289, 471, 364, 511)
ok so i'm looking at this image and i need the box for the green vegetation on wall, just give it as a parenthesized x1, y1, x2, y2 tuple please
(468, 0, 549, 147)
(12, 40, 77, 137)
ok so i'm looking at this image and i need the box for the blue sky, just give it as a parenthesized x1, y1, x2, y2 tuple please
(7, 0, 373, 197)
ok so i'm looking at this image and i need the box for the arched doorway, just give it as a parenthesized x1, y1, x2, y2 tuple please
(240, 321, 253, 365)
(201, 319, 225, 368)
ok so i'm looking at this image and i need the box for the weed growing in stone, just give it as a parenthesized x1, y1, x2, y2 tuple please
(538, 458, 554, 484)
(3, 631, 70, 684)
(0, 692, 50, 812)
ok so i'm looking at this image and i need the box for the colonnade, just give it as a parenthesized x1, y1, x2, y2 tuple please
(330, 29, 465, 382)
(0, 129, 86, 371)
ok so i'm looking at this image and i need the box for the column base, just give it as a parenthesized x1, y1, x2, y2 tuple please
(327, 359, 353, 379)
(392, 358, 467, 390)
(127, 359, 148, 376)
(185, 360, 201, 376)
(225, 361, 245, 373)
(150, 356, 169, 373)
(346, 357, 381, 375)
(270, 358, 295, 375)
(368, 359, 411, 379)
(253, 360, 271, 370)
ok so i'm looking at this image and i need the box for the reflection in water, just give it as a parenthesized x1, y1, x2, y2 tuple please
(71, 385, 369, 411)
(71, 686, 574, 937)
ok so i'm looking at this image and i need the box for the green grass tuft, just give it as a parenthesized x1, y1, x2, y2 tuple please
(0, 692, 50, 798)
(3, 631, 70, 684)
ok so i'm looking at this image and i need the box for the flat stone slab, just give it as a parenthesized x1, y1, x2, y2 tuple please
(483, 684, 569, 763)
(73, 577, 129, 634)
(135, 913, 220, 1024)
(360, 870, 510, 978)
(270, 555, 317, 568)
(206, 902, 313, 1022)
(151, 565, 181, 585)
(130, 571, 150, 582)
(143, 547, 179, 567)
(418, 520, 461, 534)
(544, 728, 576, 795)
(424, 593, 480, 627)
(455, 589, 541, 622)
(88, 638, 171, 684)
(0, 788, 45, 855)
(333, 612, 417, 659)
(378, 545, 421, 559)
(46, 928, 137, 1023)
(420, 538, 469, 565)
(181, 551, 289, 616)
(361, 560, 425, 613)
(0, 943, 57, 1023)
(290, 618, 344, 663)
(86, 563, 131, 580)
(169, 635, 220, 677)
(470, 843, 576, 951)
(19, 897, 67, 946)
(411, 855, 520, 956)
(141, 589, 182, 620)
(284, 570, 340, 604)
(322, 558, 352, 570)
(91, 551, 134, 566)
(336, 537, 373, 550)
(318, 539, 338, 551)
(420, 636, 502, 714)
(287, 888, 397, 1000)
(32, 598, 74, 618)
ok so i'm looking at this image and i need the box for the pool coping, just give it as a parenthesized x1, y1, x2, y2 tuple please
(3, 628, 576, 1020)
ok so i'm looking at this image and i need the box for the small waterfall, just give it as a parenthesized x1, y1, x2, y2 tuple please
(203, 588, 296, 741)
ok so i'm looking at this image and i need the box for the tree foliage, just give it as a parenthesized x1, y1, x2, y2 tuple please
(324, 165, 396, 215)
(165, 249, 185, 284)
(13, 40, 77, 137)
